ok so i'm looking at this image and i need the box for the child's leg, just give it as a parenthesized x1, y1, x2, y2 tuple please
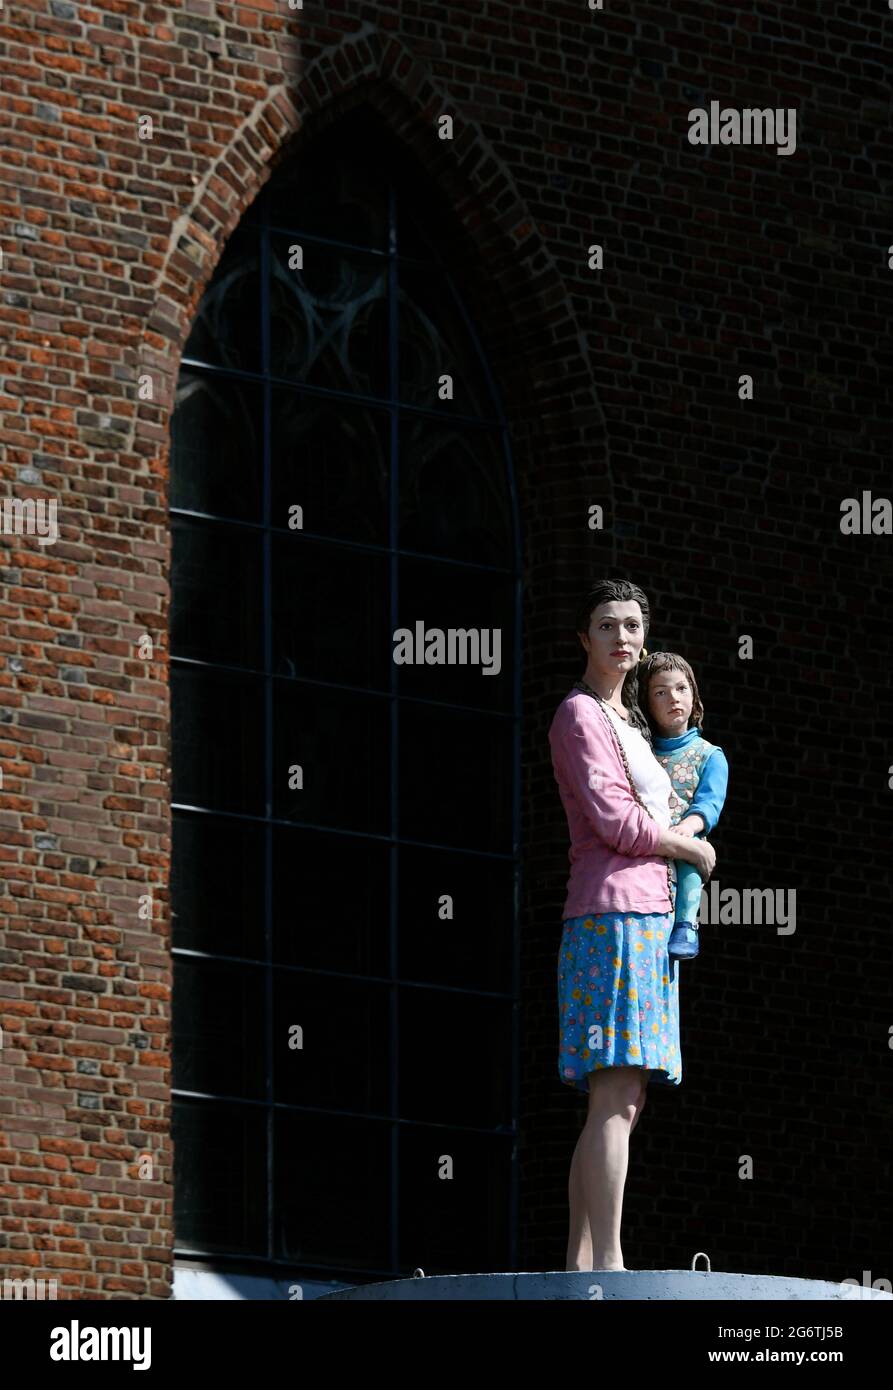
(675, 833, 706, 924)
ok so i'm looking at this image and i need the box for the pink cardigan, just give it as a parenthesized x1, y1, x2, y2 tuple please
(548, 691, 672, 920)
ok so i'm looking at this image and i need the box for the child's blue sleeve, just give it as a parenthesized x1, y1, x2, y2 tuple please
(688, 749, 728, 834)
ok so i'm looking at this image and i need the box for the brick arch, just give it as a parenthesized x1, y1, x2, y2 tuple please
(138, 27, 602, 467)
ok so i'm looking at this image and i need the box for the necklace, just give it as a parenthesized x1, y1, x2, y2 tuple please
(575, 678, 629, 721)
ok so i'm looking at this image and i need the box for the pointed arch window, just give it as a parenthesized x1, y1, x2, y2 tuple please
(169, 117, 521, 1287)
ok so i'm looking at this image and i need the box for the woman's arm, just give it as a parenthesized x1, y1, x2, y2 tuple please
(550, 701, 716, 879)
(550, 706, 664, 858)
(654, 826, 715, 880)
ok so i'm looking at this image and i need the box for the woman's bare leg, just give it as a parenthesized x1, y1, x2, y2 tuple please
(565, 1068, 648, 1272)
(566, 1126, 593, 1271)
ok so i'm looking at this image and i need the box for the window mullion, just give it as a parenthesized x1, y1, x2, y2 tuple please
(261, 219, 275, 1264)
(387, 179, 400, 1277)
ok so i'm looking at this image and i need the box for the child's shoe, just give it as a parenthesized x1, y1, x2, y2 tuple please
(668, 921, 699, 959)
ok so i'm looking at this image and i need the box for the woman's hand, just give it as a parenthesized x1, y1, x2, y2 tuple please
(687, 838, 716, 881)
(654, 827, 716, 879)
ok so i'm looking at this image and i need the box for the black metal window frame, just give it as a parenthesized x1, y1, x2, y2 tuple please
(169, 156, 523, 1284)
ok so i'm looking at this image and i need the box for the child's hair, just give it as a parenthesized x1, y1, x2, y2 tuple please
(638, 651, 705, 739)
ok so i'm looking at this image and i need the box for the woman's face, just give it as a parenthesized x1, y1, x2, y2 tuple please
(580, 601, 645, 676)
(647, 669, 693, 737)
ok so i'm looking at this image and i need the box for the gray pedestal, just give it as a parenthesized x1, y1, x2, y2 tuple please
(319, 1270, 893, 1301)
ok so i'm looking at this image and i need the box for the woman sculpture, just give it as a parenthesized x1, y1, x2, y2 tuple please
(548, 578, 716, 1272)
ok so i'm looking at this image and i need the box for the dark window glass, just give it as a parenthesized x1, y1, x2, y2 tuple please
(270, 389, 389, 546)
(398, 1128, 513, 1273)
(271, 534, 390, 687)
(399, 418, 512, 566)
(274, 1112, 390, 1270)
(272, 973, 391, 1112)
(396, 555, 514, 713)
(170, 114, 519, 1283)
(173, 1100, 267, 1256)
(269, 236, 389, 395)
(397, 985, 513, 1128)
(172, 957, 266, 1099)
(171, 372, 263, 523)
(397, 261, 494, 417)
(171, 517, 263, 670)
(266, 133, 390, 250)
(398, 702, 513, 853)
(397, 844, 514, 992)
(171, 812, 265, 959)
(271, 682, 390, 833)
(182, 224, 262, 373)
(170, 665, 264, 815)
(271, 826, 390, 974)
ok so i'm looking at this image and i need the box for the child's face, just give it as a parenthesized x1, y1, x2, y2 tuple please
(648, 670, 694, 737)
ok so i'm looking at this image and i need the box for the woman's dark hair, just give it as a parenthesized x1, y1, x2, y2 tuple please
(574, 578, 653, 744)
(638, 651, 705, 739)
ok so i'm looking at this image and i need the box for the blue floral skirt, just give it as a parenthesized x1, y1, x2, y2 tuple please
(557, 910, 681, 1094)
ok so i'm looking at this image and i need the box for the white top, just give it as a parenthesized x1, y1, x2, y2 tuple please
(603, 704, 674, 830)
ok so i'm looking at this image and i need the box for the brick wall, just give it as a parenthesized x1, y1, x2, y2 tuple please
(1, 0, 892, 1297)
